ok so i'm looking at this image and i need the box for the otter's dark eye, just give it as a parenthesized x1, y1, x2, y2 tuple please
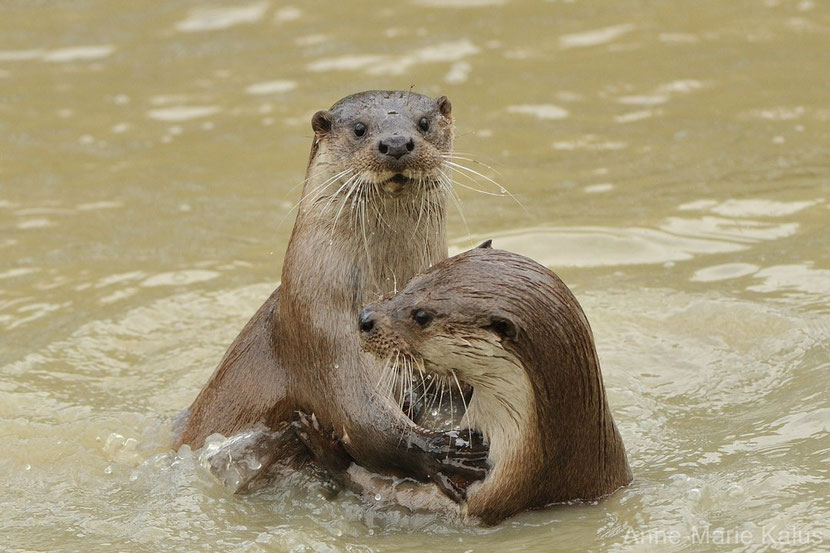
(487, 317, 517, 341)
(418, 117, 429, 132)
(412, 309, 432, 327)
(354, 123, 367, 137)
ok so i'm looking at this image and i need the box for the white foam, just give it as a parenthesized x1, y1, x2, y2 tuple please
(560, 24, 635, 48)
(245, 80, 296, 95)
(691, 263, 760, 282)
(175, 3, 269, 32)
(677, 198, 822, 218)
(507, 104, 569, 120)
(307, 40, 479, 76)
(452, 226, 745, 268)
(141, 271, 220, 287)
(42, 45, 115, 63)
(147, 106, 221, 122)
(413, 0, 505, 5)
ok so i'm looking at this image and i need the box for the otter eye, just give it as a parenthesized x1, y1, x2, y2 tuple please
(487, 317, 517, 341)
(354, 123, 367, 137)
(418, 117, 429, 132)
(412, 309, 432, 327)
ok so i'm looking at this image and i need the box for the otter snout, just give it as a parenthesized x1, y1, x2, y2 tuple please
(377, 135, 415, 160)
(358, 306, 405, 359)
(358, 307, 377, 335)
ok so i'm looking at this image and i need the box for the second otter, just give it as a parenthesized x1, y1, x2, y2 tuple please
(357, 245, 633, 525)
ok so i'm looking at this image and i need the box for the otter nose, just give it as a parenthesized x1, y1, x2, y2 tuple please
(358, 308, 376, 334)
(378, 136, 415, 160)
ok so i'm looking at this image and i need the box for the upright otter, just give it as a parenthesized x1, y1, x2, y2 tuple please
(355, 245, 632, 525)
(175, 91, 486, 491)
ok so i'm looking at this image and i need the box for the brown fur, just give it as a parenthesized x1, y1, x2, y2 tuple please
(176, 91, 485, 483)
(361, 246, 633, 525)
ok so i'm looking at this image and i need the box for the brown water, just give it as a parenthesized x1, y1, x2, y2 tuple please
(1, 1, 829, 551)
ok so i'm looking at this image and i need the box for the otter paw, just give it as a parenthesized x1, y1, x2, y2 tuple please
(426, 429, 490, 481)
(292, 412, 351, 474)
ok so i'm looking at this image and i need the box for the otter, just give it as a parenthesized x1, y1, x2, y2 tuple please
(174, 91, 487, 494)
(349, 243, 632, 525)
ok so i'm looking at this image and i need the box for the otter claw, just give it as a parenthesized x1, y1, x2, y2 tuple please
(416, 430, 489, 498)
(293, 411, 351, 474)
(432, 472, 468, 503)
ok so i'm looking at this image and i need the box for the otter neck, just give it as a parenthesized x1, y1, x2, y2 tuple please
(533, 371, 630, 497)
(463, 358, 539, 503)
(281, 181, 448, 316)
(466, 351, 630, 518)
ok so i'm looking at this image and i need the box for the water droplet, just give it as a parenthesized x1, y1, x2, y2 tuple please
(104, 466, 113, 475)
(24, 464, 31, 471)
(334, 364, 340, 369)
(335, 530, 343, 537)
(686, 488, 701, 501)
(431, 409, 439, 416)
(499, 187, 506, 194)
(374, 493, 382, 501)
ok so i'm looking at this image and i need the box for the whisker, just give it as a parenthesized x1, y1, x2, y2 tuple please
(445, 160, 528, 215)
(358, 192, 376, 288)
(443, 154, 502, 176)
(451, 370, 471, 441)
(329, 174, 362, 240)
(276, 168, 353, 228)
(320, 171, 359, 215)
(438, 171, 471, 238)
(448, 175, 509, 197)
(436, 377, 446, 433)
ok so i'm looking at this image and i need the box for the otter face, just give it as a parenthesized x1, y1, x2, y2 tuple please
(359, 245, 530, 379)
(307, 90, 454, 199)
(359, 287, 520, 387)
(358, 247, 542, 436)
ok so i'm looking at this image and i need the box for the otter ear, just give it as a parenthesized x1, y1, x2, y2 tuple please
(311, 110, 332, 136)
(477, 239, 493, 249)
(487, 316, 517, 341)
(436, 96, 452, 118)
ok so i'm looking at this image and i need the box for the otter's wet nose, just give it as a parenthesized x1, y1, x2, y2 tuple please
(358, 308, 376, 334)
(378, 136, 415, 160)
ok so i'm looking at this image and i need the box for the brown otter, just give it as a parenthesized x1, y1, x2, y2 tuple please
(174, 91, 487, 493)
(353, 243, 633, 525)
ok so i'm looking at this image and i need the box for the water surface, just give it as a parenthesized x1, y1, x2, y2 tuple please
(1, 1, 828, 551)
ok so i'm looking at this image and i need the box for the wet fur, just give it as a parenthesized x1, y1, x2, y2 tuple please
(176, 91, 471, 479)
(361, 247, 633, 525)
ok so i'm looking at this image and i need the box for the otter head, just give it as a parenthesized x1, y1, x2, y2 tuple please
(359, 244, 632, 523)
(358, 244, 543, 458)
(304, 90, 454, 204)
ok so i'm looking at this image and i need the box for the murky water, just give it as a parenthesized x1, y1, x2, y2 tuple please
(2, 0, 828, 551)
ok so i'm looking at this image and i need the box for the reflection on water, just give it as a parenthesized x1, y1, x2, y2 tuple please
(1, 0, 828, 551)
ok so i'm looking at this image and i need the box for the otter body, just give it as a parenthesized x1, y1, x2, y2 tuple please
(359, 245, 633, 525)
(176, 91, 485, 489)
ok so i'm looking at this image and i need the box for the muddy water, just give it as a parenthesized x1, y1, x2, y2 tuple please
(1, 0, 828, 551)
